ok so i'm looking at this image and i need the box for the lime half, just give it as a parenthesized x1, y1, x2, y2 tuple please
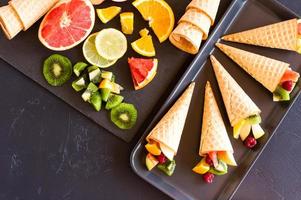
(95, 28, 127, 60)
(83, 33, 117, 68)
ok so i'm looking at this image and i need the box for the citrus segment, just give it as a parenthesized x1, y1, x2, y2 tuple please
(95, 28, 127, 60)
(132, 0, 175, 43)
(39, 0, 95, 51)
(83, 33, 117, 68)
(120, 12, 134, 35)
(97, 6, 121, 24)
(131, 35, 155, 57)
(128, 57, 158, 90)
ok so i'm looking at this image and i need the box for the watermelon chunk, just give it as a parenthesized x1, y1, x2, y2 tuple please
(280, 69, 300, 83)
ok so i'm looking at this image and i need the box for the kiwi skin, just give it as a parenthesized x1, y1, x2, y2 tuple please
(43, 54, 72, 86)
(110, 103, 138, 129)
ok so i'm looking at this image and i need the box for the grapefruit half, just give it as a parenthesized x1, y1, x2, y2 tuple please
(39, 0, 95, 51)
(128, 57, 158, 90)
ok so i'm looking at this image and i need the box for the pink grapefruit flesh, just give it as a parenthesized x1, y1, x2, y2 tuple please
(39, 0, 95, 51)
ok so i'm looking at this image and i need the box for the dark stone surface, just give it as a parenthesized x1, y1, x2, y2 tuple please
(0, 0, 300, 199)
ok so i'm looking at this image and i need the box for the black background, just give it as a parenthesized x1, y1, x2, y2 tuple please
(0, 0, 301, 200)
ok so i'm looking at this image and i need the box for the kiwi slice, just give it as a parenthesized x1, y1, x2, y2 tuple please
(73, 62, 88, 77)
(101, 88, 111, 102)
(110, 103, 138, 129)
(90, 91, 102, 111)
(43, 54, 72, 86)
(105, 94, 124, 110)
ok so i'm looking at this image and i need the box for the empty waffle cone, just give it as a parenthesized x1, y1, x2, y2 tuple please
(0, 5, 23, 39)
(210, 55, 261, 127)
(146, 82, 195, 155)
(199, 82, 233, 156)
(216, 43, 289, 92)
(222, 19, 298, 51)
(169, 22, 203, 54)
(186, 0, 221, 25)
(179, 8, 211, 40)
(9, 0, 58, 30)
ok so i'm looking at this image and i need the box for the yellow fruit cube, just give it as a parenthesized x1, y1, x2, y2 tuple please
(218, 151, 237, 166)
(145, 142, 161, 156)
(146, 153, 159, 171)
(233, 119, 246, 139)
(192, 158, 210, 175)
(252, 124, 265, 139)
(120, 12, 134, 35)
(240, 124, 251, 141)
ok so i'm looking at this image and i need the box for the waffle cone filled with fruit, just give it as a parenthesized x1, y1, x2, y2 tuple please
(169, 0, 220, 54)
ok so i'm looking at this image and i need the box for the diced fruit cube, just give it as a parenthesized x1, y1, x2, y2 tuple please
(145, 142, 161, 156)
(101, 71, 113, 80)
(87, 82, 99, 93)
(208, 152, 218, 168)
(120, 12, 134, 35)
(73, 62, 88, 77)
(90, 91, 102, 111)
(105, 94, 124, 110)
(252, 124, 265, 139)
(111, 82, 123, 94)
(192, 158, 210, 175)
(157, 160, 176, 176)
(273, 86, 290, 101)
(72, 76, 87, 92)
(233, 119, 246, 139)
(99, 79, 114, 90)
(145, 153, 159, 171)
(214, 160, 228, 173)
(82, 90, 91, 102)
(139, 28, 149, 37)
(246, 115, 261, 125)
(101, 88, 111, 102)
(217, 151, 237, 166)
(239, 124, 251, 141)
(89, 68, 102, 84)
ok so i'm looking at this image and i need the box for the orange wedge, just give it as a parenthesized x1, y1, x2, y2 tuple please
(120, 12, 134, 34)
(131, 30, 156, 57)
(132, 0, 175, 43)
(97, 6, 121, 24)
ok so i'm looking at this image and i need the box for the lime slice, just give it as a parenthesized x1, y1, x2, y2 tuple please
(95, 28, 127, 60)
(83, 33, 117, 68)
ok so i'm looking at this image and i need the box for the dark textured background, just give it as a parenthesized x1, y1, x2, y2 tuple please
(0, 0, 301, 199)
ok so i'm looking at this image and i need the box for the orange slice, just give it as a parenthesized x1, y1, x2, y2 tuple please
(131, 32, 155, 57)
(120, 12, 134, 35)
(132, 0, 175, 43)
(97, 6, 121, 24)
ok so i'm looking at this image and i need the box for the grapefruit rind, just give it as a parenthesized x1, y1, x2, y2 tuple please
(38, 0, 95, 51)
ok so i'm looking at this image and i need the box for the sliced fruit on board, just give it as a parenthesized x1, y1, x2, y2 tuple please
(97, 6, 121, 24)
(83, 33, 117, 68)
(95, 28, 127, 60)
(131, 35, 156, 57)
(128, 57, 158, 90)
(110, 103, 138, 129)
(132, 0, 175, 43)
(120, 12, 134, 35)
(39, 0, 95, 51)
(105, 94, 124, 110)
(43, 54, 72, 86)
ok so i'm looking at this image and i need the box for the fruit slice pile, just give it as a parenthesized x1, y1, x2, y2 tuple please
(71, 61, 138, 129)
(83, 29, 127, 68)
(39, 0, 95, 51)
(128, 57, 158, 90)
(132, 0, 175, 43)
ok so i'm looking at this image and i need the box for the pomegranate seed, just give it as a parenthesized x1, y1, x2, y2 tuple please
(157, 153, 167, 164)
(244, 136, 257, 149)
(203, 172, 215, 183)
(205, 155, 214, 167)
(282, 80, 293, 91)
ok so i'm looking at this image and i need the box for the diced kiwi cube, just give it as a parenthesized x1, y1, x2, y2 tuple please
(101, 88, 111, 102)
(105, 94, 124, 110)
(73, 62, 88, 77)
(87, 65, 99, 73)
(87, 82, 99, 93)
(82, 90, 91, 102)
(101, 71, 113, 80)
(90, 91, 102, 111)
(89, 68, 102, 84)
(72, 75, 87, 92)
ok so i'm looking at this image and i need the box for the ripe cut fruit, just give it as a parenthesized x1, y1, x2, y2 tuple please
(193, 158, 210, 175)
(120, 12, 134, 35)
(39, 0, 95, 51)
(110, 103, 138, 129)
(132, 0, 175, 43)
(128, 57, 158, 90)
(145, 142, 161, 156)
(131, 35, 156, 57)
(95, 28, 128, 60)
(217, 151, 237, 166)
(97, 6, 121, 24)
(146, 153, 159, 171)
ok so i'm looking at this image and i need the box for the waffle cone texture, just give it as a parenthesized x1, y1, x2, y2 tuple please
(146, 82, 195, 155)
(216, 43, 289, 92)
(210, 55, 261, 127)
(200, 82, 233, 156)
(222, 19, 298, 51)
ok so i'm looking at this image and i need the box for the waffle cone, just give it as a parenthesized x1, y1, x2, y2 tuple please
(186, 0, 220, 25)
(199, 82, 233, 156)
(210, 55, 261, 127)
(216, 43, 289, 92)
(9, 0, 58, 30)
(179, 8, 211, 40)
(169, 22, 203, 54)
(222, 19, 298, 51)
(146, 82, 195, 155)
(0, 5, 23, 39)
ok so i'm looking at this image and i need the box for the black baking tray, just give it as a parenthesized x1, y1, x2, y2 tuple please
(0, 0, 231, 142)
(130, 0, 301, 199)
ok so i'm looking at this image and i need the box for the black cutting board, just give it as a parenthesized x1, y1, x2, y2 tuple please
(0, 0, 232, 142)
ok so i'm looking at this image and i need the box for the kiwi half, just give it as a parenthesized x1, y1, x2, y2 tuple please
(43, 54, 72, 86)
(110, 103, 137, 129)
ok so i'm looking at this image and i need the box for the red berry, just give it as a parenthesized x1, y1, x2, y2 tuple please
(203, 172, 214, 183)
(282, 80, 293, 91)
(157, 153, 167, 164)
(244, 136, 257, 149)
(205, 155, 214, 167)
